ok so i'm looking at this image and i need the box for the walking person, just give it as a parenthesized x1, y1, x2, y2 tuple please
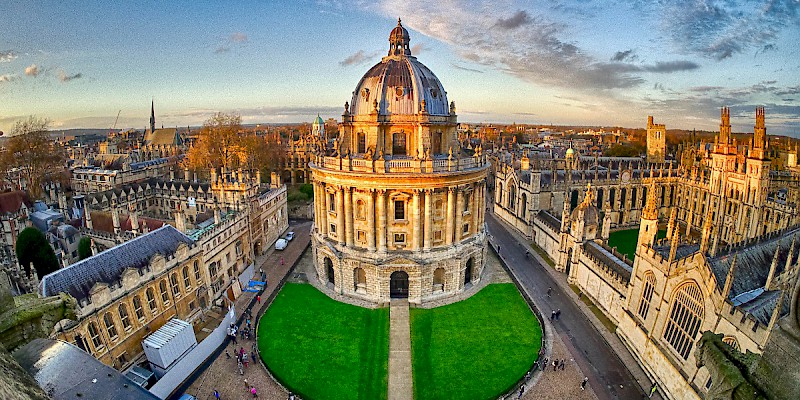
(547, 287, 552, 297)
(244, 379, 249, 390)
(561, 359, 566, 370)
(251, 386, 258, 398)
(552, 360, 557, 371)
(555, 309, 561, 320)
(213, 389, 220, 399)
(225, 349, 231, 359)
(238, 360, 244, 375)
(243, 351, 249, 368)
(257, 295, 261, 304)
(550, 310, 556, 320)
(581, 377, 589, 390)
(280, 257, 285, 266)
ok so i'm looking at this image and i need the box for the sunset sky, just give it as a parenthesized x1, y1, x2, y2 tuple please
(1, 0, 799, 136)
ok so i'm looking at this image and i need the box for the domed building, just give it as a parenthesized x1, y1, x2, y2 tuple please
(310, 19, 489, 304)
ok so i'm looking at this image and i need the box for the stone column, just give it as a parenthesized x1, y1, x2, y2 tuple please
(412, 190, 422, 250)
(345, 187, 354, 247)
(367, 190, 376, 251)
(377, 190, 387, 252)
(423, 189, 432, 251)
(320, 184, 329, 235)
(446, 187, 455, 245)
(455, 188, 464, 242)
(336, 187, 345, 244)
(472, 183, 479, 234)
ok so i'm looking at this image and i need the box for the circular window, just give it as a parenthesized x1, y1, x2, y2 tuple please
(361, 88, 370, 100)
(395, 86, 404, 97)
(430, 88, 438, 98)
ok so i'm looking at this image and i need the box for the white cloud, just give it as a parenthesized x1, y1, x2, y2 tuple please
(24, 64, 40, 77)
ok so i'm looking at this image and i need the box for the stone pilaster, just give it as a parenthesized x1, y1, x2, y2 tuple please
(336, 187, 345, 244)
(446, 187, 455, 245)
(345, 187, 354, 247)
(367, 189, 376, 251)
(377, 190, 387, 252)
(412, 190, 422, 250)
(423, 189, 432, 251)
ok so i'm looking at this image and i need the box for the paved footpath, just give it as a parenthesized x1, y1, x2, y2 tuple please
(388, 300, 413, 400)
(487, 213, 653, 400)
(184, 221, 312, 400)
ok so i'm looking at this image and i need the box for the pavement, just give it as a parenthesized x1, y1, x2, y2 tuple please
(486, 213, 654, 400)
(183, 220, 312, 400)
(388, 300, 413, 400)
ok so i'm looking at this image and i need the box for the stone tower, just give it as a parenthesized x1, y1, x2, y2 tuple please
(646, 115, 666, 163)
(312, 114, 325, 140)
(149, 99, 156, 133)
(310, 20, 489, 304)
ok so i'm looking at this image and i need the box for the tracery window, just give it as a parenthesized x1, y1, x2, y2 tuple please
(722, 336, 740, 351)
(88, 322, 103, 349)
(104, 312, 118, 341)
(119, 303, 131, 330)
(171, 273, 181, 297)
(663, 282, 704, 359)
(637, 272, 656, 320)
(146, 288, 157, 313)
(183, 266, 192, 290)
(133, 295, 145, 320)
(159, 280, 170, 304)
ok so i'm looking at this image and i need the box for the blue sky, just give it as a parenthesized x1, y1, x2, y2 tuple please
(1, 0, 799, 136)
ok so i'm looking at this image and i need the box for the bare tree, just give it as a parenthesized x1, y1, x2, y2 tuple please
(1, 116, 65, 199)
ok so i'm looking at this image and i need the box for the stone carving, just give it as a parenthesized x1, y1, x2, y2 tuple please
(695, 331, 765, 400)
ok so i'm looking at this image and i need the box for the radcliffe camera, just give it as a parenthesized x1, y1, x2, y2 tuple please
(1, 2, 799, 400)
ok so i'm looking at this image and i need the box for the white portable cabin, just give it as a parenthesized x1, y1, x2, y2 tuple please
(142, 319, 197, 377)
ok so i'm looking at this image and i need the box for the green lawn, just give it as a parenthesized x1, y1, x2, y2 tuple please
(607, 228, 666, 260)
(258, 283, 389, 400)
(411, 284, 541, 400)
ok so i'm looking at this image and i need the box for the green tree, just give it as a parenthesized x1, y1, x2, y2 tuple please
(298, 183, 313, 200)
(15, 227, 59, 278)
(77, 236, 92, 260)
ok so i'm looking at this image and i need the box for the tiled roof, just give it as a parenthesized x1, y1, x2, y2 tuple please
(40, 225, 194, 301)
(583, 240, 632, 282)
(0, 190, 32, 214)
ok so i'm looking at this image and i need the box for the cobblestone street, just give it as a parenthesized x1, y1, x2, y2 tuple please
(184, 221, 311, 400)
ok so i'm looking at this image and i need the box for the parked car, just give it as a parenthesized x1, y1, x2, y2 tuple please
(285, 231, 295, 241)
(275, 238, 288, 250)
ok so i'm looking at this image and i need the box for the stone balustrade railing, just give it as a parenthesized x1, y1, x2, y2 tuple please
(312, 153, 488, 174)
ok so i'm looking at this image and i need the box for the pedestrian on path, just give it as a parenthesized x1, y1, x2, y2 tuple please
(238, 360, 244, 375)
(257, 295, 261, 304)
(243, 352, 249, 368)
(581, 377, 589, 390)
(225, 350, 231, 359)
(550, 310, 556, 320)
(244, 379, 249, 390)
(280, 257, 285, 266)
(555, 309, 561, 320)
(560, 359, 566, 370)
(251, 386, 258, 398)
(213, 389, 220, 399)
(547, 287, 552, 297)
(552, 360, 557, 371)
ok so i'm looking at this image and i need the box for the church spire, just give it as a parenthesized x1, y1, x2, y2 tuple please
(150, 99, 156, 133)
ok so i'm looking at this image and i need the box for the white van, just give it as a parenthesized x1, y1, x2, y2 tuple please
(275, 238, 288, 250)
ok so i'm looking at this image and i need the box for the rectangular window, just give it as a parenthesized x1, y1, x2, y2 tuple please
(394, 233, 406, 244)
(358, 132, 366, 153)
(394, 200, 405, 220)
(392, 132, 406, 155)
(330, 224, 336, 234)
(329, 193, 336, 211)
(434, 231, 442, 241)
(357, 230, 366, 242)
(463, 224, 469, 233)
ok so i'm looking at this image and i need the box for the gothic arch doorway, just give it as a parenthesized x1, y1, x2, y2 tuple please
(390, 271, 409, 298)
(325, 257, 335, 285)
(465, 257, 474, 286)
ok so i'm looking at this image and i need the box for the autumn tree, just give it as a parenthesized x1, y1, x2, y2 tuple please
(1, 116, 66, 199)
(185, 112, 246, 171)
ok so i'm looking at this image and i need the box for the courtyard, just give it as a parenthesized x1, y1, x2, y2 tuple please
(607, 228, 666, 260)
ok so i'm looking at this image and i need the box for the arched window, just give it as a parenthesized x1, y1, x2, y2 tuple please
(609, 188, 616, 208)
(146, 288, 157, 313)
(104, 313, 118, 340)
(520, 193, 527, 219)
(663, 282, 704, 359)
(570, 190, 579, 211)
(193, 260, 201, 281)
(509, 185, 516, 209)
(133, 295, 145, 320)
(433, 267, 445, 292)
(183, 266, 191, 290)
(620, 188, 627, 207)
(633, 187, 640, 208)
(355, 200, 366, 220)
(496, 182, 503, 204)
(87, 322, 103, 349)
(722, 336, 740, 351)
(596, 188, 604, 208)
(325, 257, 335, 285)
(637, 272, 656, 320)
(118, 303, 131, 330)
(464, 192, 471, 212)
(170, 273, 181, 297)
(353, 267, 366, 293)
(159, 280, 170, 304)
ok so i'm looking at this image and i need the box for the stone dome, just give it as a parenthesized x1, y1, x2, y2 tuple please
(349, 19, 451, 117)
(570, 185, 599, 227)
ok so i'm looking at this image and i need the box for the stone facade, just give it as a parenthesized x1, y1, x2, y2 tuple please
(310, 21, 489, 305)
(646, 115, 666, 164)
(495, 107, 800, 400)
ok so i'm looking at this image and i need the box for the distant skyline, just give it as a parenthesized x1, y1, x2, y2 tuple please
(1, 1, 799, 136)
